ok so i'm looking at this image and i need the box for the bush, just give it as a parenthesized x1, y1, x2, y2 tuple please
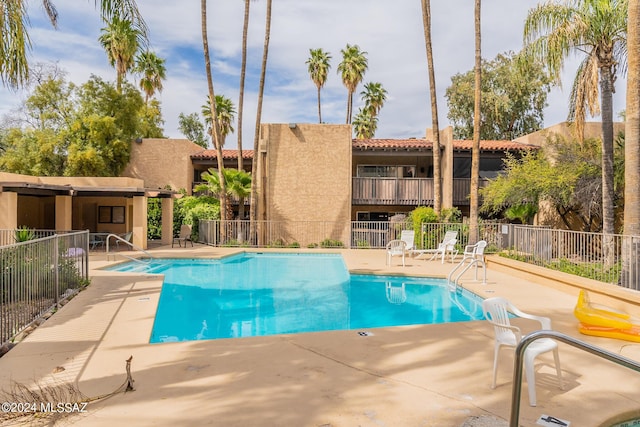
(320, 238, 344, 248)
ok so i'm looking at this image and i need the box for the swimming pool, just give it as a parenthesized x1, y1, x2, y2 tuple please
(106, 253, 486, 342)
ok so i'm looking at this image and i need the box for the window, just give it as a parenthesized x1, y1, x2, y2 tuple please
(357, 165, 416, 178)
(98, 206, 125, 224)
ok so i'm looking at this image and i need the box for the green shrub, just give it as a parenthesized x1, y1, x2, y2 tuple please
(320, 238, 344, 248)
(15, 226, 36, 242)
(287, 242, 300, 248)
(440, 207, 462, 223)
(307, 243, 318, 248)
(147, 198, 162, 240)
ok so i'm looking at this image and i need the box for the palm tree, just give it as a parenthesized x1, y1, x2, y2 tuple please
(134, 51, 166, 104)
(306, 48, 332, 123)
(99, 16, 143, 93)
(201, 0, 227, 223)
(421, 0, 442, 215)
(523, 0, 628, 247)
(202, 95, 237, 147)
(225, 168, 252, 220)
(337, 44, 368, 124)
(623, 0, 640, 287)
(249, 0, 272, 237)
(352, 108, 378, 139)
(1, 0, 147, 89)
(468, 0, 482, 245)
(361, 82, 387, 117)
(195, 168, 251, 220)
(237, 0, 252, 171)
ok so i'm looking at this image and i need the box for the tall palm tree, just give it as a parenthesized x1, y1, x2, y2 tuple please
(225, 168, 252, 220)
(523, 0, 628, 245)
(201, 0, 227, 223)
(202, 95, 236, 147)
(337, 44, 368, 124)
(195, 168, 251, 220)
(237, 0, 252, 171)
(134, 51, 166, 104)
(468, 0, 482, 245)
(249, 0, 272, 234)
(361, 82, 387, 117)
(421, 0, 442, 215)
(1, 0, 147, 89)
(99, 16, 143, 93)
(306, 48, 332, 123)
(352, 108, 378, 139)
(623, 0, 640, 287)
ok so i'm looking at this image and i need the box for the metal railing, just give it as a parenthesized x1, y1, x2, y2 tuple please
(0, 230, 89, 346)
(505, 225, 640, 290)
(510, 330, 640, 427)
(198, 220, 506, 250)
(351, 177, 490, 206)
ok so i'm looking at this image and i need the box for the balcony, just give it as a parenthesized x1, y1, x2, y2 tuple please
(352, 177, 489, 206)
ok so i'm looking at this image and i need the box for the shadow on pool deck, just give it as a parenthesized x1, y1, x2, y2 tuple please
(1, 246, 640, 427)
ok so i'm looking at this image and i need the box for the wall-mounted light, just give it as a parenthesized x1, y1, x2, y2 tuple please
(288, 123, 297, 129)
(146, 190, 160, 197)
(135, 137, 143, 143)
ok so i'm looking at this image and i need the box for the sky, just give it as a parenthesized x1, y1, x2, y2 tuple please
(0, 0, 628, 148)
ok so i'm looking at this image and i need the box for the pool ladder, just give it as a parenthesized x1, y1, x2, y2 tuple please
(510, 330, 640, 426)
(447, 256, 486, 291)
(105, 233, 154, 263)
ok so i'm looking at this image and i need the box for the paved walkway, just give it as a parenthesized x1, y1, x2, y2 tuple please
(1, 246, 640, 426)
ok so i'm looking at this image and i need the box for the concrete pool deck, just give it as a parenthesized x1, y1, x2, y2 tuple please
(1, 245, 640, 426)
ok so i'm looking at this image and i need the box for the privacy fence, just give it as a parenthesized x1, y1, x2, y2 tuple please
(1, 230, 90, 346)
(199, 220, 640, 290)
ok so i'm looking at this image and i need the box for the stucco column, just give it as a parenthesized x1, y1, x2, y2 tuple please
(132, 196, 148, 249)
(0, 192, 18, 229)
(55, 195, 73, 231)
(161, 197, 174, 245)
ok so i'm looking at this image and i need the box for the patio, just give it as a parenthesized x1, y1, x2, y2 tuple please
(1, 246, 640, 426)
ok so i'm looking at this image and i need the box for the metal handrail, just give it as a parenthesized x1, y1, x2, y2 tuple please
(105, 233, 154, 260)
(510, 330, 640, 427)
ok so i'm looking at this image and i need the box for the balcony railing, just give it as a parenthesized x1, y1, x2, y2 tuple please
(352, 177, 489, 206)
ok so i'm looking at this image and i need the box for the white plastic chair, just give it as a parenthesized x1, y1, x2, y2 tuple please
(399, 230, 415, 252)
(412, 230, 459, 263)
(482, 297, 563, 407)
(386, 239, 407, 266)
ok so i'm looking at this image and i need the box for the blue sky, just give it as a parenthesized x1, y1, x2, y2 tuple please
(0, 0, 627, 148)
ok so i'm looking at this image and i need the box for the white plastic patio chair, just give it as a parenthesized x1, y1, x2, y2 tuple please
(386, 239, 407, 267)
(482, 297, 563, 407)
(412, 230, 459, 263)
(399, 230, 415, 252)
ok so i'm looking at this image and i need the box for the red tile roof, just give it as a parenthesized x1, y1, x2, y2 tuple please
(191, 149, 255, 160)
(191, 139, 538, 160)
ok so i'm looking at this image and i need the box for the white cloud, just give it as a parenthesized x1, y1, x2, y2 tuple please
(0, 0, 628, 146)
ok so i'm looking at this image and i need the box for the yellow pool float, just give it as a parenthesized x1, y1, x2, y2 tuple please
(574, 289, 640, 343)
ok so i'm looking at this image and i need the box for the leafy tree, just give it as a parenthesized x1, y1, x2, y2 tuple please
(479, 136, 622, 232)
(0, 74, 155, 177)
(173, 194, 219, 238)
(134, 50, 166, 104)
(445, 51, 551, 140)
(99, 16, 143, 93)
(337, 44, 368, 124)
(137, 98, 165, 138)
(178, 112, 208, 148)
(523, 0, 628, 257)
(0, 0, 147, 89)
(306, 48, 332, 123)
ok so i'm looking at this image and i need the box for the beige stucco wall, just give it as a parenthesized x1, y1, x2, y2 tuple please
(514, 121, 625, 146)
(259, 124, 352, 247)
(122, 138, 204, 193)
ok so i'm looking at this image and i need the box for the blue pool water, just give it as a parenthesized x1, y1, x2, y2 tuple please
(106, 253, 485, 342)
